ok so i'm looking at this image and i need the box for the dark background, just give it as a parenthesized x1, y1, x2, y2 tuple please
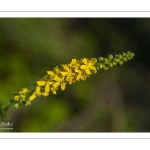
(0, 18, 149, 132)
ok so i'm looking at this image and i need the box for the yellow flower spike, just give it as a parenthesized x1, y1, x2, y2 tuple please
(9, 51, 134, 117)
(37, 80, 46, 86)
(29, 94, 36, 101)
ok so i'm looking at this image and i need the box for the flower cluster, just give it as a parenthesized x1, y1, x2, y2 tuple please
(13, 58, 98, 106)
(12, 51, 134, 107)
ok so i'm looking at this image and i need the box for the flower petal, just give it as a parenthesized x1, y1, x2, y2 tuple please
(42, 92, 49, 96)
(53, 82, 60, 88)
(51, 87, 57, 94)
(37, 81, 45, 86)
(80, 65, 87, 69)
(85, 67, 91, 74)
(89, 66, 97, 72)
(29, 94, 36, 101)
(25, 101, 31, 106)
(47, 71, 55, 76)
(82, 58, 88, 64)
(53, 75, 61, 81)
(45, 84, 50, 92)
(61, 83, 66, 91)
(35, 86, 41, 95)
(61, 72, 69, 76)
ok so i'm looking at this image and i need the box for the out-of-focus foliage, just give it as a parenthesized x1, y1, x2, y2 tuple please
(0, 18, 149, 132)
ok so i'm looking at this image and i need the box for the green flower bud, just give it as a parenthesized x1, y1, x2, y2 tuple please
(104, 67, 108, 70)
(99, 57, 104, 62)
(99, 64, 103, 69)
(118, 61, 123, 65)
(113, 58, 117, 62)
(14, 103, 21, 108)
(113, 62, 117, 66)
(108, 55, 113, 60)
(104, 58, 108, 62)
(122, 58, 127, 61)
(109, 63, 113, 67)
(123, 52, 127, 57)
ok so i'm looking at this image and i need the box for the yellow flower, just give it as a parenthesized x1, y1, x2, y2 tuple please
(19, 88, 30, 94)
(14, 95, 20, 101)
(11, 52, 134, 108)
(80, 58, 97, 75)
(75, 67, 82, 73)
(20, 95, 26, 101)
(14, 88, 30, 101)
(54, 66, 61, 74)
(68, 59, 80, 68)
(52, 75, 67, 91)
(61, 65, 75, 84)
(61, 65, 71, 76)
(76, 73, 88, 81)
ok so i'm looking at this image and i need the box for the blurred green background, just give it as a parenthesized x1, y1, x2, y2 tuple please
(0, 18, 149, 132)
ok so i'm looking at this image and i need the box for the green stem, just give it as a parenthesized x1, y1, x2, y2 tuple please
(3, 101, 18, 111)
